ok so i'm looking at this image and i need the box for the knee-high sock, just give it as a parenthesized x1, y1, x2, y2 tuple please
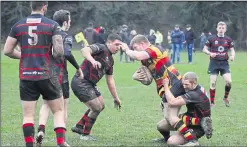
(22, 123, 34, 147)
(76, 109, 90, 128)
(174, 119, 196, 141)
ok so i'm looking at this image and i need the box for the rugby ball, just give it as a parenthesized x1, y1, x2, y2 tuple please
(133, 66, 153, 85)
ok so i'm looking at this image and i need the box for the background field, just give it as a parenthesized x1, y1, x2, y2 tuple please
(1, 51, 247, 146)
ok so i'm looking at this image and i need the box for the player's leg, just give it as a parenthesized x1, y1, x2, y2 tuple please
(62, 82, 70, 125)
(179, 127, 204, 146)
(20, 80, 40, 147)
(153, 101, 175, 142)
(70, 77, 92, 134)
(179, 114, 213, 139)
(41, 77, 67, 147)
(71, 76, 103, 140)
(98, 95, 105, 111)
(209, 74, 218, 106)
(21, 101, 38, 147)
(167, 107, 199, 145)
(208, 60, 219, 106)
(36, 81, 70, 145)
(80, 97, 104, 140)
(222, 73, 231, 107)
(167, 132, 187, 145)
(36, 100, 49, 146)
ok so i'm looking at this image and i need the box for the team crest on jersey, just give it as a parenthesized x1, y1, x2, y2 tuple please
(65, 37, 72, 42)
(215, 40, 218, 44)
(224, 41, 228, 44)
(218, 46, 225, 52)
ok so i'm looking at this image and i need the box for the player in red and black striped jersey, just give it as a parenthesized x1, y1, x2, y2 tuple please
(203, 21, 235, 107)
(3, 2, 68, 147)
(163, 72, 212, 146)
(36, 10, 83, 146)
(70, 33, 122, 140)
(121, 35, 205, 145)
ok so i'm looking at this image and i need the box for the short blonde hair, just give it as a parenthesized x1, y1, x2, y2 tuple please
(182, 72, 198, 84)
(129, 34, 149, 47)
(217, 21, 227, 28)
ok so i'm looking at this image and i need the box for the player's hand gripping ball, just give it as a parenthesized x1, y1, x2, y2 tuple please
(132, 66, 153, 85)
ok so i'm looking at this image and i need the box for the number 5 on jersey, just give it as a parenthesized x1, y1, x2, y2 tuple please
(28, 26, 38, 45)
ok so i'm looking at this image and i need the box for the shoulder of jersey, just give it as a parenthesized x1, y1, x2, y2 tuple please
(225, 35, 232, 40)
(208, 35, 216, 40)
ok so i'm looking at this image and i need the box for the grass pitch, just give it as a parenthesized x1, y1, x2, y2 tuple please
(1, 51, 247, 146)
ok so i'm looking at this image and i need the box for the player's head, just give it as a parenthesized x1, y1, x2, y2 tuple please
(53, 10, 71, 31)
(106, 33, 122, 54)
(130, 34, 150, 51)
(182, 72, 198, 92)
(30, 1, 48, 15)
(216, 21, 227, 36)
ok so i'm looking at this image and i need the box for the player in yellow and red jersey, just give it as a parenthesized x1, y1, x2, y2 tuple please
(121, 35, 212, 146)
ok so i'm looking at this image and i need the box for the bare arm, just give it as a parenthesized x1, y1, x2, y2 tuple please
(80, 46, 95, 62)
(163, 84, 186, 107)
(229, 47, 235, 57)
(229, 47, 235, 61)
(105, 75, 119, 99)
(3, 36, 21, 59)
(52, 35, 64, 58)
(163, 79, 186, 107)
(202, 45, 211, 55)
(125, 50, 150, 61)
(203, 45, 217, 58)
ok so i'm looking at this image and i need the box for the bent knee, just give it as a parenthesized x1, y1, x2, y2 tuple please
(157, 121, 165, 131)
(166, 116, 178, 126)
(91, 105, 104, 113)
(225, 81, 232, 86)
(167, 135, 185, 145)
(210, 81, 216, 88)
(167, 138, 179, 145)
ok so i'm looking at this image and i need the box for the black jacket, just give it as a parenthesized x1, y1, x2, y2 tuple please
(185, 30, 196, 44)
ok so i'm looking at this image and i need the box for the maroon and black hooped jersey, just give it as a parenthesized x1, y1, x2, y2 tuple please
(9, 14, 61, 81)
(205, 35, 234, 61)
(182, 85, 211, 118)
(80, 43, 114, 85)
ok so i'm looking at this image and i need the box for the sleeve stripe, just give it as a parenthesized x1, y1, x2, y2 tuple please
(145, 48, 157, 59)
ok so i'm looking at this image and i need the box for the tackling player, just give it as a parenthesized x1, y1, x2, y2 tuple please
(162, 72, 212, 146)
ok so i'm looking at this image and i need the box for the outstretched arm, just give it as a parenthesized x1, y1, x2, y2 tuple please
(121, 43, 150, 61)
